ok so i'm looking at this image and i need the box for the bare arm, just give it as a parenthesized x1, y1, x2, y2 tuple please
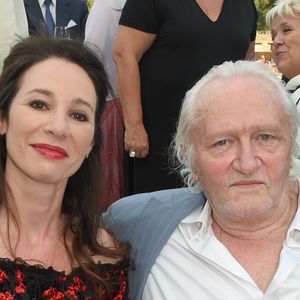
(113, 25, 156, 158)
(244, 40, 255, 60)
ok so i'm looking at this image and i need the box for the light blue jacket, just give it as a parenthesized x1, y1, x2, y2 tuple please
(102, 188, 206, 300)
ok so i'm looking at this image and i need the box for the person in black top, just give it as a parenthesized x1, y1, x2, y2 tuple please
(0, 37, 129, 299)
(113, 0, 258, 195)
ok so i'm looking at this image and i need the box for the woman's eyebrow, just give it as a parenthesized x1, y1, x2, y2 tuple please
(71, 98, 95, 113)
(26, 88, 53, 96)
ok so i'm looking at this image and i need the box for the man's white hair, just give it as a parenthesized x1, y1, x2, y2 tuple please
(172, 60, 300, 192)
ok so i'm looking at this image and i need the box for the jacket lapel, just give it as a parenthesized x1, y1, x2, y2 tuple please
(24, 0, 44, 21)
(56, 0, 71, 27)
(24, 0, 47, 35)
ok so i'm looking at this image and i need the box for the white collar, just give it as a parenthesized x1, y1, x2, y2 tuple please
(286, 75, 300, 92)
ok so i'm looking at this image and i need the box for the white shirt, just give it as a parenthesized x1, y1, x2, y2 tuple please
(38, 0, 57, 23)
(85, 0, 126, 100)
(286, 75, 300, 109)
(0, 0, 29, 71)
(143, 192, 300, 300)
(286, 76, 300, 176)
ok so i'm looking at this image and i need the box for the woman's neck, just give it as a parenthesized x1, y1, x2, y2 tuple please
(3, 171, 67, 242)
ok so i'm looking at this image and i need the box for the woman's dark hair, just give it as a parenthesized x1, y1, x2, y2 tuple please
(0, 37, 129, 296)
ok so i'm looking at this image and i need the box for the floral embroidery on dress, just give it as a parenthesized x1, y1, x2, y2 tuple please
(0, 258, 129, 299)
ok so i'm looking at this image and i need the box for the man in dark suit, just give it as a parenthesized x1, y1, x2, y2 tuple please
(24, 0, 88, 39)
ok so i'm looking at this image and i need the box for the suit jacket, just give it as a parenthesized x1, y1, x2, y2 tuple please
(102, 188, 206, 300)
(24, 0, 88, 39)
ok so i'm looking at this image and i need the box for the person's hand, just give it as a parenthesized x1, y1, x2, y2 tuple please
(124, 123, 149, 158)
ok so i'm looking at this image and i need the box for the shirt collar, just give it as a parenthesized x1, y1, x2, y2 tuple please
(285, 75, 300, 92)
(286, 181, 300, 246)
(180, 198, 212, 240)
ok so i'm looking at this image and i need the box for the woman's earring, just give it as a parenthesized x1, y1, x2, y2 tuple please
(85, 152, 89, 159)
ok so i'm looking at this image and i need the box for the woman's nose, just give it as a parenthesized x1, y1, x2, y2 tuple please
(43, 111, 70, 137)
(272, 33, 283, 48)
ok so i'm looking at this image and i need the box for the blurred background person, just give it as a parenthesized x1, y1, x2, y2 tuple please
(0, 37, 129, 299)
(85, 0, 127, 209)
(113, 0, 258, 195)
(266, 0, 300, 174)
(0, 0, 28, 71)
(266, 0, 300, 106)
(24, 0, 88, 39)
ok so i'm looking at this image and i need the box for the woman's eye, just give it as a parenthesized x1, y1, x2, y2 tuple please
(283, 27, 292, 33)
(29, 100, 48, 110)
(71, 112, 88, 122)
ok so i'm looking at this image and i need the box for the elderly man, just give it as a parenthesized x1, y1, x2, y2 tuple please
(103, 60, 300, 299)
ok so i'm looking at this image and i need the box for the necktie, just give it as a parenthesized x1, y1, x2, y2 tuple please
(44, 0, 55, 36)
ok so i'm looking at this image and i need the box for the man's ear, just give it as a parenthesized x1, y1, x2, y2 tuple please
(0, 111, 7, 135)
(192, 172, 199, 183)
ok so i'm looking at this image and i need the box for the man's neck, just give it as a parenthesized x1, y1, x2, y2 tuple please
(211, 188, 299, 292)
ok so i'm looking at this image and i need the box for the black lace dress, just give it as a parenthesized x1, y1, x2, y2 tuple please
(0, 258, 129, 299)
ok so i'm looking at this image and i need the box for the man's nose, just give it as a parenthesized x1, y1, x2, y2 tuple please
(233, 140, 260, 174)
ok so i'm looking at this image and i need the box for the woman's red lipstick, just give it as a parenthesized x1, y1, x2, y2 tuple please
(31, 144, 68, 159)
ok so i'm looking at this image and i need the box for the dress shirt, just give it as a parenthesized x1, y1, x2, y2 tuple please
(286, 76, 300, 176)
(286, 75, 300, 106)
(0, 0, 28, 71)
(143, 184, 300, 300)
(38, 0, 56, 23)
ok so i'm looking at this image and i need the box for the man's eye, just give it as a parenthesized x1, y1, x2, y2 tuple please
(259, 134, 272, 141)
(71, 112, 88, 122)
(215, 139, 228, 146)
(29, 100, 48, 110)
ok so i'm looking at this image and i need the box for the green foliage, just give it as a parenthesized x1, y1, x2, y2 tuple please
(255, 0, 276, 30)
(86, 0, 94, 10)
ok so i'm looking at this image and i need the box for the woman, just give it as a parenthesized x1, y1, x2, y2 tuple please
(0, 37, 129, 299)
(113, 0, 258, 194)
(85, 0, 127, 209)
(266, 0, 300, 106)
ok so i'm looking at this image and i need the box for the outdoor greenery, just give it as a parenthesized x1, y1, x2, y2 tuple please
(255, 0, 276, 30)
(86, 0, 94, 10)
